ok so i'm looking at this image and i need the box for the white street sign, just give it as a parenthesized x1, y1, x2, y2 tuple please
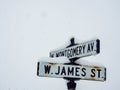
(50, 39, 100, 59)
(37, 61, 106, 81)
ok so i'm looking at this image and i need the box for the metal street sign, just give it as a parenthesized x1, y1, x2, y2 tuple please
(50, 39, 100, 59)
(37, 61, 106, 81)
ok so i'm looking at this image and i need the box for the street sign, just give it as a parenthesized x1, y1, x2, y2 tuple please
(50, 39, 100, 59)
(37, 61, 106, 81)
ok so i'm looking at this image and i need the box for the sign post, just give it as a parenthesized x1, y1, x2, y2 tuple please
(37, 37, 106, 90)
(66, 38, 78, 90)
(67, 80, 76, 90)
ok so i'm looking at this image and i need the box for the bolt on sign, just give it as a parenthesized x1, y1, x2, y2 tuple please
(37, 61, 106, 81)
(50, 39, 100, 59)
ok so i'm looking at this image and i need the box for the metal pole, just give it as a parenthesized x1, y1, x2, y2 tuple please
(67, 80, 76, 90)
(66, 37, 78, 90)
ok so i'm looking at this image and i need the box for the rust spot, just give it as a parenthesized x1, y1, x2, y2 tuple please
(90, 78, 95, 80)
(91, 73, 95, 77)
(49, 63, 57, 66)
(93, 66, 100, 69)
(90, 74, 95, 80)
(90, 72, 96, 80)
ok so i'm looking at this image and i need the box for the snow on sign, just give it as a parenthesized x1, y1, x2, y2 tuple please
(50, 39, 100, 59)
(37, 61, 106, 81)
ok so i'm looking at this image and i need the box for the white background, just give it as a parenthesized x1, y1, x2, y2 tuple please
(0, 0, 120, 90)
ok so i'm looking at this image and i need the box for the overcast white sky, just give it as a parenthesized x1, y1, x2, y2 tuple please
(0, 0, 120, 90)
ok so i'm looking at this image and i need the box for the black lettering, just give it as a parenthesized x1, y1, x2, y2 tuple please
(91, 42, 94, 51)
(82, 45, 86, 54)
(78, 46, 82, 54)
(75, 67, 80, 76)
(67, 49, 70, 58)
(81, 68, 86, 76)
(60, 51, 65, 56)
(97, 69, 101, 78)
(55, 66, 60, 75)
(64, 50, 67, 56)
(76, 46, 79, 55)
(68, 67, 74, 75)
(70, 48, 73, 57)
(71, 47, 79, 56)
(50, 53, 54, 57)
(87, 44, 91, 53)
(44, 65, 51, 74)
(61, 66, 66, 75)
(91, 69, 96, 77)
(56, 52, 60, 57)
(67, 49, 72, 58)
(72, 48, 76, 57)
(77, 47, 80, 55)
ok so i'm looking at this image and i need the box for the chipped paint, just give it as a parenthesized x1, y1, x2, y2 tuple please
(93, 66, 100, 69)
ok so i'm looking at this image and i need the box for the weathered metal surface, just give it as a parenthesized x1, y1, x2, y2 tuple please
(49, 39, 100, 59)
(37, 61, 106, 81)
